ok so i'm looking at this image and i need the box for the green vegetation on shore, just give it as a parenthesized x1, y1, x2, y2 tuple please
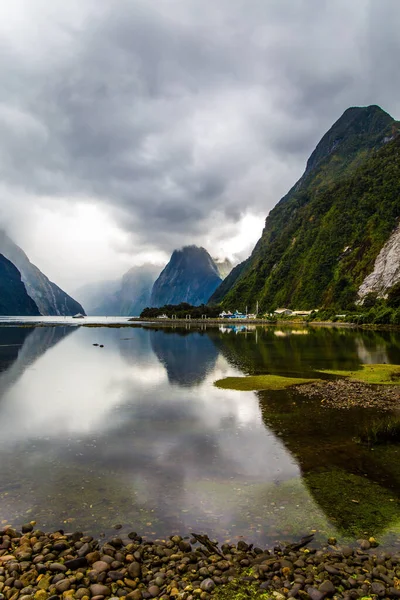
(214, 374, 320, 391)
(141, 302, 221, 319)
(319, 363, 400, 385)
(356, 414, 400, 446)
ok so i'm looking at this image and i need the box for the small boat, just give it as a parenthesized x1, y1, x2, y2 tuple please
(72, 313, 85, 319)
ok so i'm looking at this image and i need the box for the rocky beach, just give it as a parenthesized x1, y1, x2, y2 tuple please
(0, 525, 400, 600)
(294, 380, 400, 411)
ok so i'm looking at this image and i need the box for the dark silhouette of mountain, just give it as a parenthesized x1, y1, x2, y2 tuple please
(0, 254, 40, 315)
(150, 246, 222, 307)
(0, 231, 85, 316)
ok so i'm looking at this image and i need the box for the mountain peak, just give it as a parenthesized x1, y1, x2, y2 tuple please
(150, 246, 222, 307)
(305, 104, 394, 175)
(214, 104, 400, 311)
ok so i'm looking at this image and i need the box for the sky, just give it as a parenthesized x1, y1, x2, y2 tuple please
(0, 0, 400, 292)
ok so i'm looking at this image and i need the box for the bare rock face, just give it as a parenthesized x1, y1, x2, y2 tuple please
(358, 223, 400, 301)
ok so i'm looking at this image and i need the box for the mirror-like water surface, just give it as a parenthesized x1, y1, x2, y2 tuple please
(0, 324, 400, 548)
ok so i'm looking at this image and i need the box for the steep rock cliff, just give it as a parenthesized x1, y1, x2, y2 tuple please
(150, 246, 222, 307)
(0, 232, 85, 316)
(0, 254, 40, 315)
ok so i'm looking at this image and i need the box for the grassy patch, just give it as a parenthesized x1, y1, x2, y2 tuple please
(214, 374, 320, 391)
(356, 414, 400, 446)
(319, 363, 400, 385)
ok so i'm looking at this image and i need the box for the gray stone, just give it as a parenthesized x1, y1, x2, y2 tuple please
(325, 565, 339, 576)
(288, 583, 302, 598)
(49, 563, 67, 573)
(179, 541, 191, 553)
(108, 571, 125, 581)
(90, 584, 111, 596)
(92, 561, 110, 573)
(318, 580, 336, 595)
(128, 562, 141, 579)
(55, 579, 71, 593)
(360, 540, 371, 551)
(77, 543, 90, 557)
(370, 582, 386, 597)
(75, 589, 91, 599)
(200, 579, 215, 593)
(306, 586, 324, 600)
(147, 586, 160, 598)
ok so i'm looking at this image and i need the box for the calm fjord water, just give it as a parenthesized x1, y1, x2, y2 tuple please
(0, 324, 400, 547)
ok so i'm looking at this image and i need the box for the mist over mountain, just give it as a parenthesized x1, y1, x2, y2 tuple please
(77, 265, 160, 316)
(150, 246, 223, 308)
(0, 232, 85, 316)
(214, 258, 234, 280)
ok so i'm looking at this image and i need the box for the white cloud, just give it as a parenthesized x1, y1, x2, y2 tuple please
(0, 0, 399, 291)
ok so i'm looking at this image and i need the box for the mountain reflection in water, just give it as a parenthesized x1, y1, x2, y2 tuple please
(0, 325, 399, 547)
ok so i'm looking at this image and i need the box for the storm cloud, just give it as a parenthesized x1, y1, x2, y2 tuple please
(0, 0, 400, 287)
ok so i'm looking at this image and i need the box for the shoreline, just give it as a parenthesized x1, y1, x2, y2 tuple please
(0, 316, 399, 331)
(0, 318, 357, 329)
(0, 525, 399, 600)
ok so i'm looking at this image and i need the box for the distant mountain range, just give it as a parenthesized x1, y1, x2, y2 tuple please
(209, 105, 400, 311)
(0, 231, 85, 316)
(77, 264, 161, 316)
(78, 249, 234, 315)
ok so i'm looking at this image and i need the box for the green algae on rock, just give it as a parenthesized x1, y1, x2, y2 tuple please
(319, 363, 400, 385)
(304, 468, 400, 538)
(214, 374, 320, 391)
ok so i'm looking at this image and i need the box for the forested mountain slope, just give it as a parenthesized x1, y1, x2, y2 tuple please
(210, 105, 400, 311)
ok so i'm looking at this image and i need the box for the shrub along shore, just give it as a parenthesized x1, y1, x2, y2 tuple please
(1, 525, 400, 600)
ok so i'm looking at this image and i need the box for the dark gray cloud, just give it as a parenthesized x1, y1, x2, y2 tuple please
(0, 0, 400, 284)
